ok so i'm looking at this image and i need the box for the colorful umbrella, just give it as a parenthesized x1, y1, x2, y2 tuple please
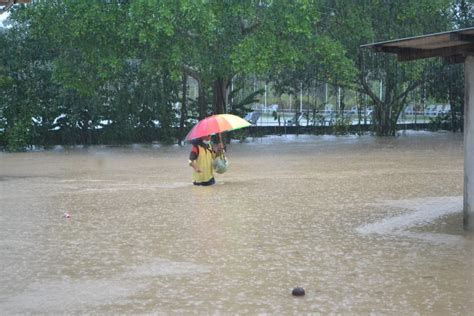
(185, 114, 251, 141)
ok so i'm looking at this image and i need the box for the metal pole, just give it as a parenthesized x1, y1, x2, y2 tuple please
(289, 94, 292, 112)
(464, 56, 474, 230)
(300, 82, 303, 113)
(325, 83, 328, 105)
(264, 83, 267, 126)
(379, 79, 383, 100)
(264, 83, 267, 108)
(337, 87, 341, 112)
(230, 77, 234, 113)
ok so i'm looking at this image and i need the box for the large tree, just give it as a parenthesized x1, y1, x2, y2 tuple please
(319, 0, 454, 135)
(11, 0, 181, 144)
(129, 0, 354, 117)
(428, 0, 474, 133)
(1, 0, 467, 150)
(0, 11, 63, 150)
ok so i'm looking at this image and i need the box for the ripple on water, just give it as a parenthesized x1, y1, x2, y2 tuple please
(356, 196, 464, 245)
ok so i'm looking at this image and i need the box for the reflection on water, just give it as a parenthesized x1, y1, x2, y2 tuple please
(0, 131, 472, 314)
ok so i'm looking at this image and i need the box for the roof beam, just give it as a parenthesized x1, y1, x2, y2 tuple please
(396, 43, 474, 61)
(450, 33, 474, 43)
(370, 45, 415, 54)
(443, 54, 468, 64)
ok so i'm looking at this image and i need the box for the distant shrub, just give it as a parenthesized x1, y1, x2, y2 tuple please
(428, 113, 450, 131)
(5, 119, 31, 152)
(333, 116, 351, 135)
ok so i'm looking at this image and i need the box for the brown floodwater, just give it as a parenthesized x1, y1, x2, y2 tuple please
(0, 131, 473, 314)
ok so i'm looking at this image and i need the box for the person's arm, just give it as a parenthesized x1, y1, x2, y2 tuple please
(189, 146, 201, 172)
(212, 143, 225, 155)
(189, 160, 201, 173)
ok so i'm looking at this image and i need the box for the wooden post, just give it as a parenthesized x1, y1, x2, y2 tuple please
(464, 55, 474, 231)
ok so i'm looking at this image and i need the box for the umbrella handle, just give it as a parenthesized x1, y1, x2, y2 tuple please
(218, 133, 223, 146)
(218, 133, 225, 153)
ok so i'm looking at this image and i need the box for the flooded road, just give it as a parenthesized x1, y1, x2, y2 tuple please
(1, 131, 472, 314)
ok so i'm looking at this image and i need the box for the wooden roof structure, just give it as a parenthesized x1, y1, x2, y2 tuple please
(361, 27, 474, 64)
(0, 0, 30, 14)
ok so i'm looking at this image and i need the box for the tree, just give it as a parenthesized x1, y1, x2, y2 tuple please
(319, 0, 453, 135)
(12, 0, 180, 144)
(426, 0, 473, 132)
(452, 0, 474, 28)
(0, 12, 63, 150)
(129, 0, 354, 118)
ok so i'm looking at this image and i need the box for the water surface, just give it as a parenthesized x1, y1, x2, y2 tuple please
(1, 131, 472, 314)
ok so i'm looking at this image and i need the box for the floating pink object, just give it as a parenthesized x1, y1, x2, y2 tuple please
(63, 212, 71, 218)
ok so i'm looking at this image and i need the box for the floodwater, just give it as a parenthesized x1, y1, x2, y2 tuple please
(0, 131, 473, 314)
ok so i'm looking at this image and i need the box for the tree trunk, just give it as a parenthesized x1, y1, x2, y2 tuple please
(178, 74, 187, 144)
(213, 77, 227, 114)
(374, 103, 398, 136)
(81, 116, 91, 145)
(449, 88, 457, 132)
(181, 65, 207, 119)
(198, 83, 207, 120)
(340, 88, 346, 114)
(361, 73, 422, 136)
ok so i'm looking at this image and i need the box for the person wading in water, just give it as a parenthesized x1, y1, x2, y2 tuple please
(188, 135, 224, 186)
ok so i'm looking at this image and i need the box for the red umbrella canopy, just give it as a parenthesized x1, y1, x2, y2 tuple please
(185, 114, 251, 141)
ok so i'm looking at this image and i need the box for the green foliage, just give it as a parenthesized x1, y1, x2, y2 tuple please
(428, 113, 452, 131)
(229, 86, 265, 117)
(427, 63, 464, 132)
(230, 128, 249, 143)
(0, 68, 13, 88)
(321, 0, 454, 135)
(5, 118, 31, 152)
(452, 0, 474, 28)
(333, 116, 352, 135)
(0, 0, 464, 150)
